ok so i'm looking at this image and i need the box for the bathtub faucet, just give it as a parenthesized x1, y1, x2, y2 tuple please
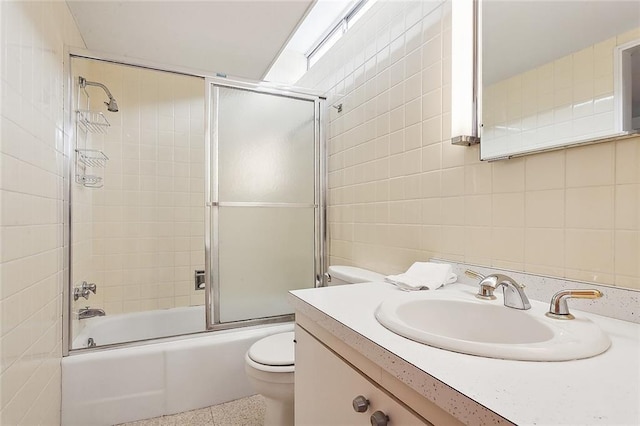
(74, 281, 97, 301)
(78, 307, 106, 320)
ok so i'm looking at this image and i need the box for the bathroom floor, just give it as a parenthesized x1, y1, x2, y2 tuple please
(117, 395, 265, 426)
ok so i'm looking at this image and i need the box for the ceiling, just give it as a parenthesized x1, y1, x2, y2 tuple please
(66, 0, 315, 80)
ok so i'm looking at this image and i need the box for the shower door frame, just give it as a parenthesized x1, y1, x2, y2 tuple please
(204, 78, 327, 331)
(62, 47, 327, 355)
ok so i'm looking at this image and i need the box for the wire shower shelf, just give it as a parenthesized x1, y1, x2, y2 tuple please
(76, 149, 108, 168)
(77, 110, 110, 134)
(79, 175, 103, 188)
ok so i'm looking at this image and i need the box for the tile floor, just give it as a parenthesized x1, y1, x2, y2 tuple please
(118, 395, 266, 426)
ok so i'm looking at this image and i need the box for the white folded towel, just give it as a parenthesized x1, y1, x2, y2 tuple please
(385, 262, 457, 290)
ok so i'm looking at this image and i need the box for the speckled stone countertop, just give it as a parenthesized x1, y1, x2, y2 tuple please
(289, 282, 640, 426)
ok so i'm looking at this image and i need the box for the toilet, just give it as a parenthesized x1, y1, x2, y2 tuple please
(244, 265, 385, 425)
(326, 265, 386, 286)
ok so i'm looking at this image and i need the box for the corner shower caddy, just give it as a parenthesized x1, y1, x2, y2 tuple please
(75, 78, 110, 188)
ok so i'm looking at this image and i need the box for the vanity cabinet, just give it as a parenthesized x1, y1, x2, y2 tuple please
(295, 325, 429, 425)
(290, 283, 640, 426)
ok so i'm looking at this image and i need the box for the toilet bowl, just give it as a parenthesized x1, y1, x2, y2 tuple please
(245, 332, 295, 426)
(244, 266, 383, 425)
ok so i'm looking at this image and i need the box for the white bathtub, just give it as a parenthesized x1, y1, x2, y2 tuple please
(62, 306, 293, 426)
(73, 306, 206, 348)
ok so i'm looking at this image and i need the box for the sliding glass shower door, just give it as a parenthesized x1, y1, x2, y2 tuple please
(206, 80, 324, 328)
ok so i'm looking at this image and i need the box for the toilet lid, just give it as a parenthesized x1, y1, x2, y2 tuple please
(248, 332, 295, 366)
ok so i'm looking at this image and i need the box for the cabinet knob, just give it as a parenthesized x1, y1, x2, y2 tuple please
(370, 411, 389, 426)
(352, 395, 369, 413)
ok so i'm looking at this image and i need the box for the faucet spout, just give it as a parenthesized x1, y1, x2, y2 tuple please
(469, 271, 531, 310)
(497, 277, 531, 310)
(78, 307, 106, 320)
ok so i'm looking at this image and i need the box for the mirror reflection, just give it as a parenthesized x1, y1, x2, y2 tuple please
(481, 0, 640, 160)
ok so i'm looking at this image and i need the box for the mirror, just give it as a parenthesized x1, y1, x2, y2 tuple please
(480, 0, 640, 160)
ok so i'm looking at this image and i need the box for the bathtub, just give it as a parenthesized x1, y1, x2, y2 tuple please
(73, 306, 207, 348)
(62, 306, 293, 426)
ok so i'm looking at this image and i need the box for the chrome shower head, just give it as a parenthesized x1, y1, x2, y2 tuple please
(79, 76, 119, 113)
(105, 97, 118, 112)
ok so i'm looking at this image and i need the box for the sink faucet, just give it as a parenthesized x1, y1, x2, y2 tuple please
(546, 289, 603, 320)
(78, 307, 106, 320)
(466, 270, 531, 310)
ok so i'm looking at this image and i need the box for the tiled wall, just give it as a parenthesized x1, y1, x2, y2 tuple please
(0, 2, 85, 425)
(298, 0, 639, 289)
(483, 27, 639, 159)
(70, 59, 206, 319)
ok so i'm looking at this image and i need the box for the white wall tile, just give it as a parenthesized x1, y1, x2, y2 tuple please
(1, 2, 85, 424)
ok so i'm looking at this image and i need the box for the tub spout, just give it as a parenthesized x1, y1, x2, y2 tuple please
(79, 307, 106, 320)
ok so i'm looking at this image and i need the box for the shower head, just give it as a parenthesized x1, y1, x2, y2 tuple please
(105, 97, 119, 112)
(79, 76, 119, 113)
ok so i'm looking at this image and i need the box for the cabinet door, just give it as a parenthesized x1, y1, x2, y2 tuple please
(295, 326, 429, 426)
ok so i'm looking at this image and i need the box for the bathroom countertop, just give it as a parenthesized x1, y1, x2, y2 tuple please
(289, 282, 640, 426)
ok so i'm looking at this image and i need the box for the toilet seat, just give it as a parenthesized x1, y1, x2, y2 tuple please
(247, 331, 295, 372)
(245, 354, 295, 375)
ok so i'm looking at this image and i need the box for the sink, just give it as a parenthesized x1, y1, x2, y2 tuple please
(374, 290, 611, 361)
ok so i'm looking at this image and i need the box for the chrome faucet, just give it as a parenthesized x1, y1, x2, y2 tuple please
(78, 307, 106, 320)
(466, 270, 531, 310)
(74, 281, 97, 301)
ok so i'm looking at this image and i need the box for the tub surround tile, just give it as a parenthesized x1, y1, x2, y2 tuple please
(71, 60, 206, 321)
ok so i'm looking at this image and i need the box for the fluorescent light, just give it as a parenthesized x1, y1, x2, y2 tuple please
(451, 0, 480, 146)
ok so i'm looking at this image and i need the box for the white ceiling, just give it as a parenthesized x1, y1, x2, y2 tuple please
(66, 0, 315, 80)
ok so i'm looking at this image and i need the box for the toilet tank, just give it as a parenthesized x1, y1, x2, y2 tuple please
(327, 265, 385, 286)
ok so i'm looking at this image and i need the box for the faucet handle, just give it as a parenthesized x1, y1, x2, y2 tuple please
(465, 269, 485, 280)
(466, 270, 496, 299)
(546, 289, 603, 320)
(74, 287, 90, 301)
(82, 281, 97, 294)
(475, 274, 508, 300)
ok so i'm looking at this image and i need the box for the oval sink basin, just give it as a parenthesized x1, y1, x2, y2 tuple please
(375, 290, 611, 361)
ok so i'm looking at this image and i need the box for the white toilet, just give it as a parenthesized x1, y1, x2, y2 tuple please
(325, 265, 386, 286)
(244, 265, 385, 425)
